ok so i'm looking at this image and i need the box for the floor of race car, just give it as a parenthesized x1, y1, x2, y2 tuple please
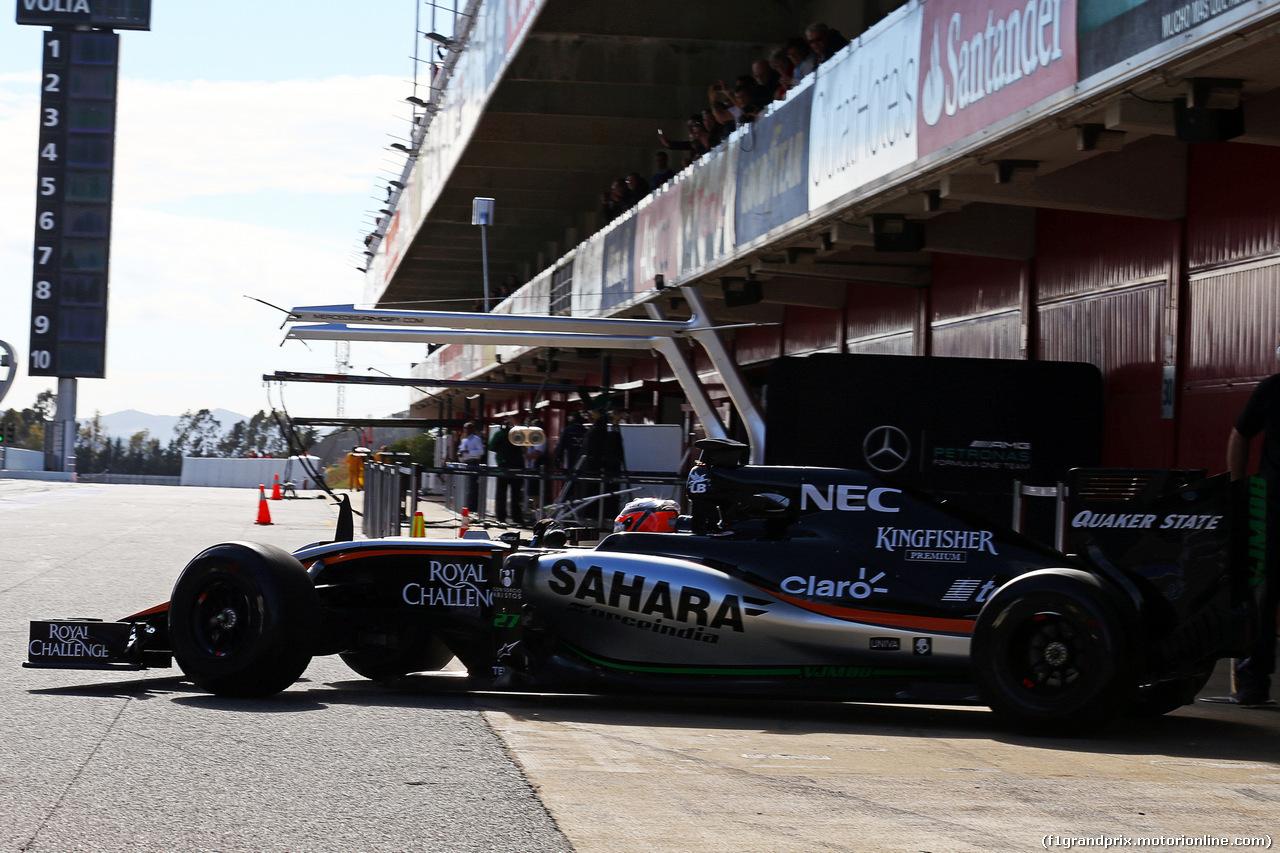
(3, 481, 1278, 853)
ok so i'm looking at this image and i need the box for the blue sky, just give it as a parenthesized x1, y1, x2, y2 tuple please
(0, 2, 447, 424)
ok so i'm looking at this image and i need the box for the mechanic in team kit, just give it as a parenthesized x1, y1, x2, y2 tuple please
(1225, 347, 1280, 707)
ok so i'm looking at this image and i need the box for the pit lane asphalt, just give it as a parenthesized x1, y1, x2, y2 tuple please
(2, 480, 1278, 853)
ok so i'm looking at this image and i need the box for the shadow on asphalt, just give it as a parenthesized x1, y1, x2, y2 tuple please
(464, 688, 1280, 763)
(27, 670, 1280, 763)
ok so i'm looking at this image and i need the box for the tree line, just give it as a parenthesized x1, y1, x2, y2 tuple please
(1, 393, 319, 476)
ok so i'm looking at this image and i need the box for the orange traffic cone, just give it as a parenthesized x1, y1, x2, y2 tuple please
(458, 507, 469, 538)
(410, 511, 425, 537)
(270, 474, 282, 500)
(255, 485, 273, 525)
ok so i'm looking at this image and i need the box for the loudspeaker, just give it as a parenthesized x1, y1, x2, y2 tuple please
(871, 217, 926, 252)
(1173, 97, 1244, 143)
(721, 279, 762, 307)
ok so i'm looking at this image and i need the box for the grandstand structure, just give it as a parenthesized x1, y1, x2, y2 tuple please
(338, 0, 1280, 473)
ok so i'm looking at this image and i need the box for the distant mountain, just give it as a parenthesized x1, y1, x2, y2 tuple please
(84, 409, 249, 441)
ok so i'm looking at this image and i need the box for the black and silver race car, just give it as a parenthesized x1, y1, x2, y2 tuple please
(26, 439, 1259, 735)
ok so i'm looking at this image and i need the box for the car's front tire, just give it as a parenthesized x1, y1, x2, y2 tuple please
(169, 542, 319, 697)
(971, 569, 1136, 735)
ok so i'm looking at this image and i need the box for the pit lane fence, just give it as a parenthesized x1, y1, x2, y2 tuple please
(362, 460, 683, 538)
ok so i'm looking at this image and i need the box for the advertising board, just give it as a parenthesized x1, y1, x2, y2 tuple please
(764, 353, 1103, 538)
(809, 6, 922, 209)
(601, 216, 638, 311)
(679, 144, 737, 277)
(1078, 0, 1262, 81)
(736, 86, 812, 245)
(917, 0, 1077, 156)
(633, 183, 682, 292)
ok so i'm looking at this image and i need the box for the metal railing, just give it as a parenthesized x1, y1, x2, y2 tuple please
(362, 460, 683, 537)
(363, 461, 422, 538)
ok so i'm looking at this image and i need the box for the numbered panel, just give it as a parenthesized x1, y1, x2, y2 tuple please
(30, 28, 118, 379)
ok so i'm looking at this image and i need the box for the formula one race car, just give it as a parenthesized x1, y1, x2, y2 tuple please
(26, 439, 1259, 735)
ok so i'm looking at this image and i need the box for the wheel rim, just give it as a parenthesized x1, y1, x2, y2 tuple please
(192, 578, 254, 657)
(1008, 610, 1096, 696)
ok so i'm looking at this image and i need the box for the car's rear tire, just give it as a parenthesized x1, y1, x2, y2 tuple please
(971, 570, 1136, 735)
(1127, 666, 1215, 717)
(169, 542, 319, 697)
(340, 632, 454, 680)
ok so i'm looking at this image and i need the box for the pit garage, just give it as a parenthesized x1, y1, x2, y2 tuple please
(296, 0, 1280, 485)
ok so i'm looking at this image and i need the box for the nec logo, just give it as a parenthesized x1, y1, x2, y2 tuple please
(799, 483, 901, 513)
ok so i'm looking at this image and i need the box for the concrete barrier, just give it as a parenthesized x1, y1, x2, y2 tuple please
(1, 447, 45, 471)
(179, 456, 321, 489)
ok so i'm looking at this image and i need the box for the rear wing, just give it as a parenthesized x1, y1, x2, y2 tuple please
(1067, 469, 1261, 668)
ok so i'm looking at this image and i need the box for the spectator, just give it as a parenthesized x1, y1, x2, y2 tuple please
(750, 59, 780, 108)
(706, 78, 758, 134)
(497, 274, 520, 301)
(651, 151, 676, 190)
(658, 115, 714, 161)
(600, 177, 629, 223)
(785, 35, 817, 82)
(625, 172, 649, 207)
(806, 22, 849, 65)
(770, 48, 796, 96)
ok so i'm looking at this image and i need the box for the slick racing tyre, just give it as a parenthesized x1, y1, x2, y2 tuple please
(169, 542, 319, 697)
(1126, 666, 1215, 717)
(340, 631, 455, 680)
(971, 569, 1137, 736)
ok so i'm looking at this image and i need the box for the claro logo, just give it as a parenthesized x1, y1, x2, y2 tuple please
(799, 483, 901, 513)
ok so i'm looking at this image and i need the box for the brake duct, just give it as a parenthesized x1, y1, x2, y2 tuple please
(282, 285, 766, 463)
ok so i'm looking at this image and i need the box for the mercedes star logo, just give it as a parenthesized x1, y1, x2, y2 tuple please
(863, 425, 910, 473)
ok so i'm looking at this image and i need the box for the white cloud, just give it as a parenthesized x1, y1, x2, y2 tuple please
(0, 72, 421, 420)
(115, 74, 407, 202)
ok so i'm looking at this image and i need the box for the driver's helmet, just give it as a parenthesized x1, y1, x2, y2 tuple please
(614, 497, 680, 533)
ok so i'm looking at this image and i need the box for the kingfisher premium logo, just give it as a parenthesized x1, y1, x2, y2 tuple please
(876, 527, 998, 563)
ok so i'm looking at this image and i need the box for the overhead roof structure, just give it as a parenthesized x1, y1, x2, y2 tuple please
(367, 0, 1280, 313)
(328, 0, 1280, 466)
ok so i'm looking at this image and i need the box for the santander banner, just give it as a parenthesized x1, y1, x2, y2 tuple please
(917, 0, 1077, 157)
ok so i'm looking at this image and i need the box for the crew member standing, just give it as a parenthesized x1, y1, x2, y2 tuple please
(1226, 349, 1280, 707)
(457, 421, 485, 514)
(345, 446, 365, 491)
(488, 416, 525, 525)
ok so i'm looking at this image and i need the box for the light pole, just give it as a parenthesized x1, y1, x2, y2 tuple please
(472, 198, 495, 312)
